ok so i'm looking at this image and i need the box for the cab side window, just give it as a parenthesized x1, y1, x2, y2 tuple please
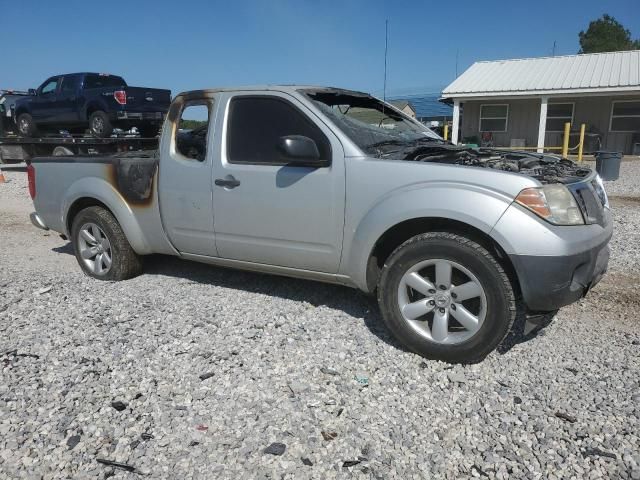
(61, 76, 79, 94)
(40, 78, 59, 95)
(175, 103, 210, 161)
(227, 96, 331, 165)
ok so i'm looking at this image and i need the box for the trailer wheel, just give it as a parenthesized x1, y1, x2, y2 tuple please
(17, 113, 38, 137)
(89, 111, 113, 138)
(53, 146, 74, 156)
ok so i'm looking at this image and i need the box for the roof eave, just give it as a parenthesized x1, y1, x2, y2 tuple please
(441, 85, 640, 100)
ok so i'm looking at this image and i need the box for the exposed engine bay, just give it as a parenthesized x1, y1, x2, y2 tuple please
(403, 144, 592, 184)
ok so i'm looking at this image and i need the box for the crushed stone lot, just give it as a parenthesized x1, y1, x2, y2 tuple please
(1, 162, 639, 479)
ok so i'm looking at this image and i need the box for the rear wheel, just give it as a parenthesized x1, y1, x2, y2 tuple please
(71, 206, 143, 280)
(17, 113, 38, 137)
(89, 111, 113, 138)
(378, 232, 517, 363)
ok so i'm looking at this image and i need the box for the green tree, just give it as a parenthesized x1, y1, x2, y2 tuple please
(579, 14, 640, 53)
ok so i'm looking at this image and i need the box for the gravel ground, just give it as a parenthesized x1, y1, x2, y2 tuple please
(1, 162, 639, 479)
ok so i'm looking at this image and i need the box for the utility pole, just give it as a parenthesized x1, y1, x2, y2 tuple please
(383, 19, 389, 102)
(552, 40, 557, 56)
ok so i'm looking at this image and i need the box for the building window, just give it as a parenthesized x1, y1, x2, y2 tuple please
(479, 104, 508, 132)
(610, 100, 640, 132)
(546, 103, 574, 132)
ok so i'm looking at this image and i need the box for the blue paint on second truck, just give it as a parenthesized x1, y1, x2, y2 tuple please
(13, 73, 171, 138)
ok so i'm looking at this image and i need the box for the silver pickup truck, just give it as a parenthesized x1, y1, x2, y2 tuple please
(28, 86, 612, 363)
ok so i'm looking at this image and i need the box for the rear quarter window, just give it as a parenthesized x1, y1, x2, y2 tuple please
(84, 74, 127, 89)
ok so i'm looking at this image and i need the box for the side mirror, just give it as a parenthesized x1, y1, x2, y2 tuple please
(28, 88, 37, 96)
(277, 135, 323, 165)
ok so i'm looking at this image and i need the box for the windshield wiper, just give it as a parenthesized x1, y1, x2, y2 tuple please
(366, 137, 441, 150)
(366, 139, 407, 149)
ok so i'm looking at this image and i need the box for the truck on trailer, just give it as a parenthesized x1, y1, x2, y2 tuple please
(11, 73, 171, 138)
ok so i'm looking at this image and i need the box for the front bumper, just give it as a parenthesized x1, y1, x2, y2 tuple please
(30, 212, 49, 231)
(509, 234, 611, 311)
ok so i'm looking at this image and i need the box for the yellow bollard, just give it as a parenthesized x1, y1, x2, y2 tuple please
(577, 124, 585, 162)
(561, 122, 571, 158)
(444, 124, 449, 141)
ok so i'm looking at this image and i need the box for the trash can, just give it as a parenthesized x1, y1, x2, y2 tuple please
(594, 151, 622, 181)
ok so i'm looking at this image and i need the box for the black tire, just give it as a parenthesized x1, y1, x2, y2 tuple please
(71, 206, 143, 281)
(378, 232, 517, 364)
(137, 124, 159, 137)
(89, 111, 113, 138)
(17, 113, 38, 137)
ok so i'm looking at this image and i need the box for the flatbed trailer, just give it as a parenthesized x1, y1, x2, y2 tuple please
(0, 134, 159, 163)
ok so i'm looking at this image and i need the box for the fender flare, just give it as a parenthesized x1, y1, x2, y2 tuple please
(84, 100, 108, 121)
(14, 104, 30, 118)
(343, 183, 514, 291)
(62, 176, 153, 254)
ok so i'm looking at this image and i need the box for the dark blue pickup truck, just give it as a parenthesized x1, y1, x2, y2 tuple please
(13, 73, 171, 138)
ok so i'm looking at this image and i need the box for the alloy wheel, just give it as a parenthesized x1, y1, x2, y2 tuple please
(78, 223, 112, 275)
(92, 116, 104, 134)
(19, 118, 30, 135)
(397, 259, 487, 345)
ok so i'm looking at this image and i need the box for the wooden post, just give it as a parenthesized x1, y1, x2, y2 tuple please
(578, 123, 585, 162)
(562, 122, 571, 158)
(443, 124, 449, 141)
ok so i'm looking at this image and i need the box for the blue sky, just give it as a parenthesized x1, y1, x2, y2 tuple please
(1, 0, 638, 97)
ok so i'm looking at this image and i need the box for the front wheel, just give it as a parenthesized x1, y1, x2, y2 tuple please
(17, 113, 38, 137)
(71, 206, 143, 281)
(378, 232, 517, 363)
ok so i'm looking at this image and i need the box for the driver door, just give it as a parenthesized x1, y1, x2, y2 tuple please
(31, 77, 60, 123)
(211, 92, 346, 273)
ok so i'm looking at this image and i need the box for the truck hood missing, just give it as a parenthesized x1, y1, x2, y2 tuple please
(302, 87, 592, 185)
(395, 143, 593, 185)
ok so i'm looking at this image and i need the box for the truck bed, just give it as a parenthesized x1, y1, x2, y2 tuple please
(30, 151, 174, 256)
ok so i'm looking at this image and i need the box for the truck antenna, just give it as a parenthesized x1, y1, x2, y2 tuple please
(383, 19, 389, 102)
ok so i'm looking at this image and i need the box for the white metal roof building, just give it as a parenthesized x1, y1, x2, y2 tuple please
(441, 50, 640, 154)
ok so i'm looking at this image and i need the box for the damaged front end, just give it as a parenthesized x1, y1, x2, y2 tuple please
(402, 144, 592, 185)
(401, 144, 608, 227)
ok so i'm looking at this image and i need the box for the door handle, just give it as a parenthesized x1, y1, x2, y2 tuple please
(215, 176, 241, 189)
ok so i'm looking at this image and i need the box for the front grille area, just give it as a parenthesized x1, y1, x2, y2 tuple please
(568, 181, 605, 226)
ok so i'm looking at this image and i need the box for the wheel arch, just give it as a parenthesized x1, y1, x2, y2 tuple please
(14, 105, 30, 118)
(66, 197, 112, 234)
(63, 178, 153, 255)
(84, 101, 107, 121)
(364, 217, 520, 296)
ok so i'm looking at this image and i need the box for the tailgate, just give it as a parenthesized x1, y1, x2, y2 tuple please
(123, 87, 171, 112)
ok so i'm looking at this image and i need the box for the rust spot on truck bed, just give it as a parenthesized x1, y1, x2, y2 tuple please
(105, 153, 158, 207)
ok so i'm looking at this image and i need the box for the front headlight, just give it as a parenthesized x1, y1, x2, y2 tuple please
(515, 184, 584, 225)
(592, 174, 609, 209)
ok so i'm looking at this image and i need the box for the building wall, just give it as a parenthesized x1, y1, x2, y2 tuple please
(460, 95, 640, 154)
(401, 105, 416, 118)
